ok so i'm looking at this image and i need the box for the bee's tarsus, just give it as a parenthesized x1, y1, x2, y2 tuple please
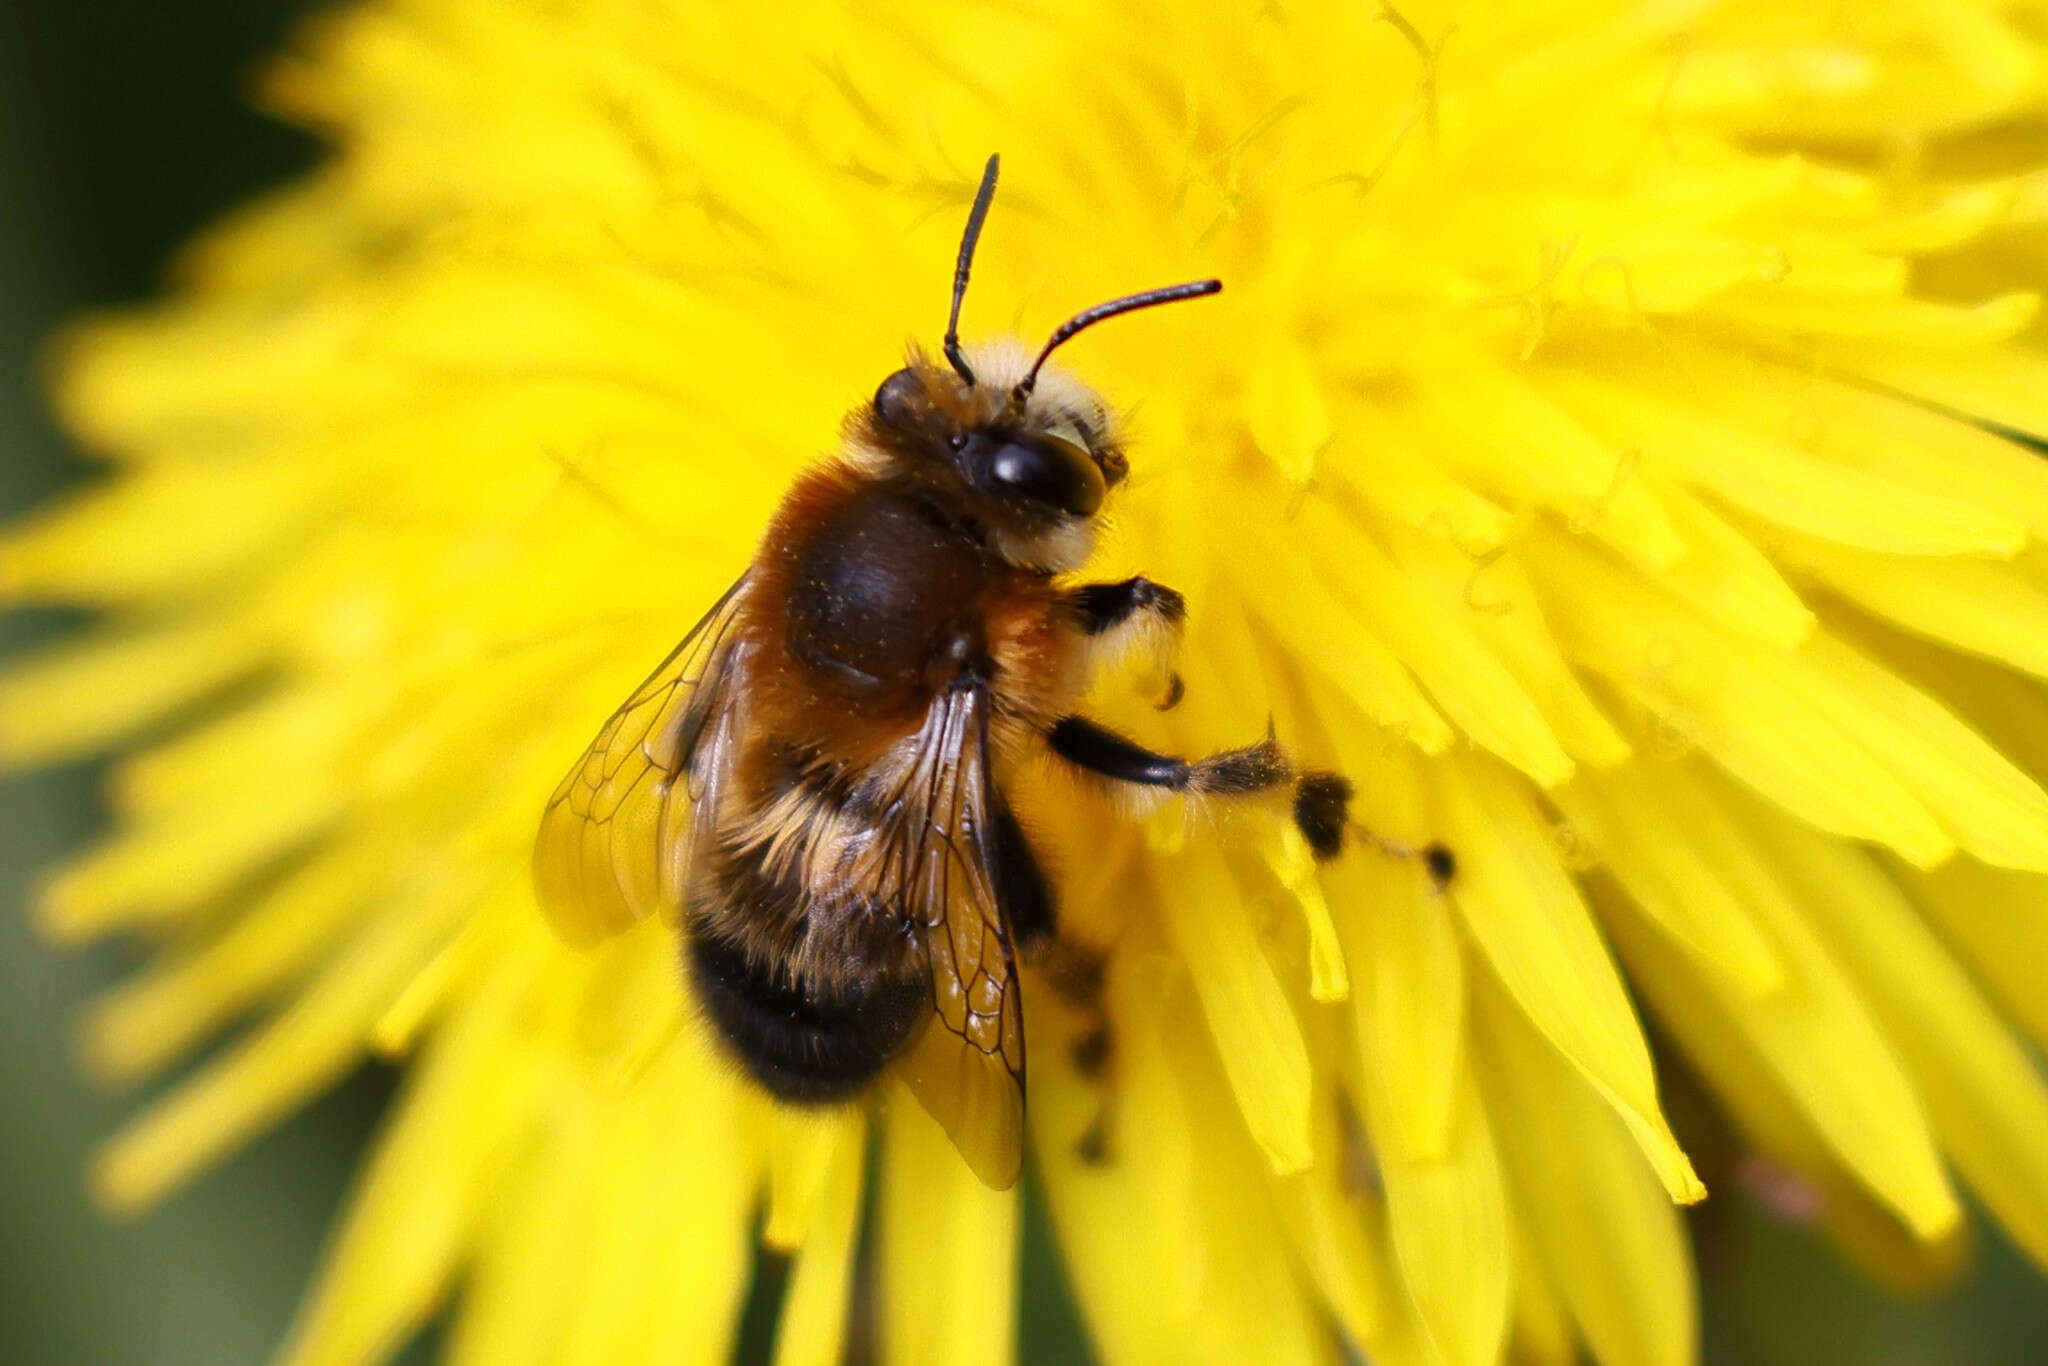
(1349, 821, 1459, 890)
(1293, 770, 1355, 861)
(1290, 770, 1456, 886)
(1190, 735, 1290, 796)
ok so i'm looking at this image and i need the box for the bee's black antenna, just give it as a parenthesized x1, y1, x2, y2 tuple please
(1014, 279, 1223, 402)
(945, 154, 1001, 387)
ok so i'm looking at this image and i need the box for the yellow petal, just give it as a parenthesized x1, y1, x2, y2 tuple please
(1414, 349, 1688, 572)
(1473, 972, 1695, 1366)
(1705, 287, 2036, 346)
(1782, 532, 2048, 681)
(1362, 1039, 1510, 1366)
(1246, 338, 1331, 481)
(1755, 826, 2048, 1270)
(1604, 868, 1968, 1281)
(1377, 521, 1632, 769)
(1600, 767, 1961, 1240)
(878, 1083, 1018, 1366)
(1798, 627, 2048, 871)
(37, 774, 339, 942)
(1553, 763, 1784, 995)
(1220, 534, 1456, 754)
(1821, 341, 2048, 463)
(1544, 352, 2029, 557)
(1031, 941, 1330, 1366)
(445, 1100, 593, 1366)
(0, 460, 315, 605)
(1164, 844, 1314, 1174)
(272, 983, 547, 1366)
(1434, 753, 1703, 1203)
(0, 614, 270, 770)
(1907, 857, 2048, 1055)
(771, 1118, 867, 1366)
(1294, 502, 1575, 786)
(1508, 1227, 1579, 1366)
(761, 1105, 867, 1253)
(1526, 528, 1955, 866)
(1273, 1072, 1392, 1348)
(1323, 403, 1513, 553)
(1264, 824, 1350, 1003)
(92, 891, 466, 1212)
(1639, 471, 1813, 650)
(1333, 852, 1462, 1163)
(549, 1065, 756, 1366)
(80, 844, 376, 1082)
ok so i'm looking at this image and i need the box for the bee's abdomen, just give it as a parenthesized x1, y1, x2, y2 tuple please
(685, 924, 926, 1102)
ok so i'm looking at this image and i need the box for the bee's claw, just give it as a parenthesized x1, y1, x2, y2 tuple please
(1154, 673, 1185, 711)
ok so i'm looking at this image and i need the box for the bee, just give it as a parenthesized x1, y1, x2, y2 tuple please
(533, 155, 1394, 1188)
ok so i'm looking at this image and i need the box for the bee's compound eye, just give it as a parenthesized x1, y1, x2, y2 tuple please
(872, 368, 925, 429)
(987, 438, 1106, 517)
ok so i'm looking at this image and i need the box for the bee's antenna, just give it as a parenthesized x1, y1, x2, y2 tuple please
(1014, 279, 1222, 403)
(945, 154, 1002, 388)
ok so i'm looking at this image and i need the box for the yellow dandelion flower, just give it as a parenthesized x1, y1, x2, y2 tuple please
(11, 0, 2048, 1362)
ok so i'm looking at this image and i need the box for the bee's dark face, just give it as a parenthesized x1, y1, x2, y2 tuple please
(864, 356, 1122, 505)
(860, 352, 1130, 573)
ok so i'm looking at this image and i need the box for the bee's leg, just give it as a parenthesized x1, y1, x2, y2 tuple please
(987, 791, 1056, 950)
(1049, 717, 1456, 887)
(1034, 936, 1119, 1163)
(1068, 577, 1185, 710)
(1293, 768, 1457, 888)
(1048, 714, 1291, 799)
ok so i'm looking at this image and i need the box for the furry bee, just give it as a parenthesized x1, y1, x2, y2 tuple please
(534, 155, 1373, 1188)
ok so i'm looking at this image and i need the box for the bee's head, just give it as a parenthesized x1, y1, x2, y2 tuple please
(862, 347, 1126, 567)
(855, 153, 1218, 571)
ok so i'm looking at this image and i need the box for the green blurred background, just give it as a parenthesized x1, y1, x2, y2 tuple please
(1, 3, 2046, 1362)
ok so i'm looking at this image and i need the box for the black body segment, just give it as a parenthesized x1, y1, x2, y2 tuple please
(686, 926, 927, 1101)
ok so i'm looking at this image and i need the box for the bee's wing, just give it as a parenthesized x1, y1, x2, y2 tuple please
(873, 680, 1027, 1190)
(533, 575, 751, 945)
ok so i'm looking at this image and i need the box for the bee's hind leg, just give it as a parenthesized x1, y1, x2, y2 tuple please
(983, 791, 1122, 1161)
(1068, 577, 1185, 710)
(1047, 717, 1456, 886)
(1033, 936, 1120, 1164)
(987, 790, 1056, 950)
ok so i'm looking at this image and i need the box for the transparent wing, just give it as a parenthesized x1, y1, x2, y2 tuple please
(533, 576, 751, 946)
(859, 681, 1026, 1189)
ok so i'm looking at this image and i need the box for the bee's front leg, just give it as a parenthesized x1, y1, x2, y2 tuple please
(1046, 715, 1456, 885)
(1048, 714, 1291, 801)
(1068, 576, 1185, 710)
